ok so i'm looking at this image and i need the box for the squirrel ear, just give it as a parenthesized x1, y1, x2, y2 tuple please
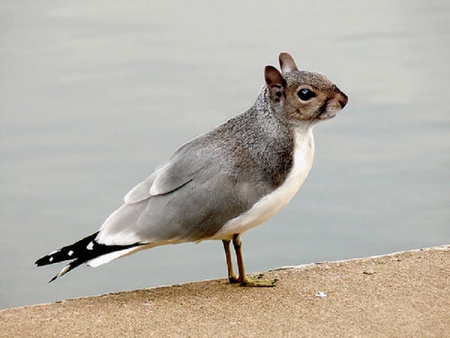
(279, 52, 298, 73)
(265, 65, 286, 103)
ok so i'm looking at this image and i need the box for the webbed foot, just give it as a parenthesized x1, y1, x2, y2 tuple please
(239, 275, 277, 287)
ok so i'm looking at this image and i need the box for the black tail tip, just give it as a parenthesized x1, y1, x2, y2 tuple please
(35, 251, 59, 266)
(46, 263, 72, 283)
(35, 257, 48, 267)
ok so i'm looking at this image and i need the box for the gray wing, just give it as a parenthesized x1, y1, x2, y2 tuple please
(123, 140, 206, 204)
(96, 137, 269, 246)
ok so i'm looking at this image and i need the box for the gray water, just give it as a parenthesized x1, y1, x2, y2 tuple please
(1, 0, 449, 309)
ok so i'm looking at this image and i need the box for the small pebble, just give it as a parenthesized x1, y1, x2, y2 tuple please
(315, 291, 327, 298)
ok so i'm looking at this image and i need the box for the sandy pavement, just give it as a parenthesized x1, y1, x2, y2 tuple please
(2, 245, 449, 337)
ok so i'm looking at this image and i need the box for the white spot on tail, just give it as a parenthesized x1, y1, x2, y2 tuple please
(49, 257, 54, 262)
(68, 250, 74, 256)
(86, 242, 94, 250)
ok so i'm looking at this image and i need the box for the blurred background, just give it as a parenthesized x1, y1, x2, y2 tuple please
(1, 0, 449, 309)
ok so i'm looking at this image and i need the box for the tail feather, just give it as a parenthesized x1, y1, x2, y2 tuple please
(35, 232, 142, 282)
(35, 232, 99, 266)
(47, 258, 86, 283)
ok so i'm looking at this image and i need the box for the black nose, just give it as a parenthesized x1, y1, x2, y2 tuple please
(332, 85, 348, 108)
(338, 93, 348, 108)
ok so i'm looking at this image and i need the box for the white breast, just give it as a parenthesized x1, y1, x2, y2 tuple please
(211, 126, 315, 240)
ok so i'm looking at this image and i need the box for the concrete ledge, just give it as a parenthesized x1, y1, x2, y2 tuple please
(2, 245, 449, 337)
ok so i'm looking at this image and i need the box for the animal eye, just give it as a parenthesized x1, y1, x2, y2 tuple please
(297, 88, 316, 101)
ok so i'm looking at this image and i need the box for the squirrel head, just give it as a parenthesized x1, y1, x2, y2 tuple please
(264, 52, 348, 123)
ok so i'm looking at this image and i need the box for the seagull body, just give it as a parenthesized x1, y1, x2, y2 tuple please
(36, 53, 348, 286)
